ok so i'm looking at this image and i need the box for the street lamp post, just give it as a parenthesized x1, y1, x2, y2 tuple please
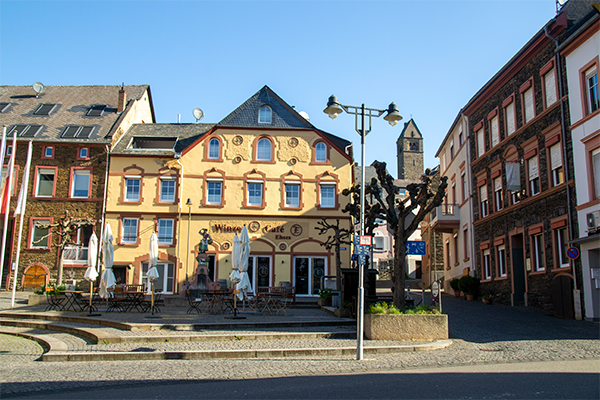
(186, 198, 192, 284)
(323, 95, 402, 361)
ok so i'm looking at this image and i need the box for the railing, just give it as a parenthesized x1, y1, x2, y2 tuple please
(430, 203, 459, 226)
(62, 246, 89, 264)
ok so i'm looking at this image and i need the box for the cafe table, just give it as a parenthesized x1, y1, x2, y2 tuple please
(59, 290, 85, 312)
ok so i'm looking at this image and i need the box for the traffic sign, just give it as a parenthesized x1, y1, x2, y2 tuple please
(357, 254, 367, 265)
(340, 247, 347, 251)
(353, 236, 360, 246)
(359, 235, 372, 246)
(407, 240, 426, 255)
(357, 245, 370, 255)
(567, 247, 580, 260)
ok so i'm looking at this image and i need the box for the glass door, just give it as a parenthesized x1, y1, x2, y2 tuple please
(247, 256, 271, 291)
(294, 257, 326, 296)
(142, 262, 174, 294)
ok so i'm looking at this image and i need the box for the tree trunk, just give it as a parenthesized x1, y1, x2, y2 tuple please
(393, 230, 407, 310)
(57, 247, 64, 285)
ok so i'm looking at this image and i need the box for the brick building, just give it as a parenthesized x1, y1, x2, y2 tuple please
(464, 2, 593, 315)
(0, 84, 154, 289)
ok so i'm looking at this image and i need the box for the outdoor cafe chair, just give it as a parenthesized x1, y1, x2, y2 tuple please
(45, 289, 65, 311)
(186, 289, 203, 314)
(274, 287, 294, 315)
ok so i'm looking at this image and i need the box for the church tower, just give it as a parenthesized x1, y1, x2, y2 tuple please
(396, 119, 423, 182)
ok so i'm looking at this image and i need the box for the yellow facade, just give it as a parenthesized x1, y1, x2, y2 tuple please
(106, 123, 353, 297)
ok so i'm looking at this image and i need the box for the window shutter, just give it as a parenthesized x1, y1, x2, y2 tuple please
(494, 177, 502, 191)
(506, 103, 515, 135)
(491, 117, 499, 147)
(550, 143, 562, 170)
(545, 71, 557, 106)
(524, 89, 534, 123)
(477, 129, 485, 157)
(529, 156, 539, 179)
(480, 185, 487, 201)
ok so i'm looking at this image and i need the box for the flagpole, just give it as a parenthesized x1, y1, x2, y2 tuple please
(0, 130, 16, 290)
(11, 142, 32, 307)
(0, 127, 7, 286)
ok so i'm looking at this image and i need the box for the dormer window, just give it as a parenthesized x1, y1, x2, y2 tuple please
(34, 104, 56, 116)
(62, 126, 94, 139)
(11, 124, 42, 138)
(87, 104, 106, 116)
(0, 103, 9, 113)
(259, 106, 272, 124)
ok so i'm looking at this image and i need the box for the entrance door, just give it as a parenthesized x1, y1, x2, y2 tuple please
(511, 234, 526, 306)
(248, 256, 271, 290)
(294, 257, 326, 296)
(142, 262, 175, 294)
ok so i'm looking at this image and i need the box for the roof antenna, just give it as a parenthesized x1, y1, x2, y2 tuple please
(32, 82, 45, 98)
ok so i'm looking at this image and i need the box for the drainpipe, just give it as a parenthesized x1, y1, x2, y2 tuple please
(175, 156, 184, 295)
(463, 113, 477, 278)
(97, 145, 110, 277)
(544, 24, 581, 319)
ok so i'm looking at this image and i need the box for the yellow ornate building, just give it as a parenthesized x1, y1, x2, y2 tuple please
(106, 86, 354, 297)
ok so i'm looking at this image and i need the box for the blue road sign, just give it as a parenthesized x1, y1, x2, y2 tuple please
(407, 240, 426, 255)
(567, 247, 579, 260)
(358, 255, 367, 265)
(353, 236, 360, 246)
(357, 245, 370, 255)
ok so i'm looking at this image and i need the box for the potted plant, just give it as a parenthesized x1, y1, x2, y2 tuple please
(482, 294, 493, 305)
(364, 302, 448, 340)
(334, 300, 352, 317)
(449, 278, 461, 297)
(318, 288, 333, 307)
(458, 275, 480, 301)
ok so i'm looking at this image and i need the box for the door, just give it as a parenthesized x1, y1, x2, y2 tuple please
(142, 262, 174, 294)
(23, 265, 47, 288)
(247, 256, 271, 290)
(511, 234, 526, 306)
(294, 257, 326, 296)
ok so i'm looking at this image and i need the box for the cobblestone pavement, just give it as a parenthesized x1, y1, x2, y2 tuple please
(0, 291, 598, 397)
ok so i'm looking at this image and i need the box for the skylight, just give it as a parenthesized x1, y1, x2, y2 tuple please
(33, 103, 56, 116)
(87, 104, 106, 117)
(61, 126, 94, 139)
(130, 137, 178, 150)
(11, 124, 42, 138)
(0, 103, 9, 113)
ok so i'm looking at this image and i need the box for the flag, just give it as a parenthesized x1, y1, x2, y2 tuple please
(0, 130, 16, 215)
(14, 141, 32, 216)
(505, 161, 520, 192)
(0, 127, 7, 189)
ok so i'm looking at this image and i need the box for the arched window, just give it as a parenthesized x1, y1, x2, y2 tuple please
(208, 138, 220, 159)
(259, 106, 272, 124)
(256, 138, 272, 161)
(315, 142, 327, 163)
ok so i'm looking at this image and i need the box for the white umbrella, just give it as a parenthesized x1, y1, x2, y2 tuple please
(237, 226, 252, 300)
(146, 232, 160, 315)
(229, 234, 241, 293)
(99, 223, 115, 299)
(84, 232, 99, 313)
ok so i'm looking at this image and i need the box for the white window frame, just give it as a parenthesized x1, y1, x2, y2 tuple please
(79, 148, 89, 159)
(256, 138, 272, 161)
(532, 233, 544, 271)
(258, 106, 272, 124)
(121, 218, 139, 244)
(585, 66, 599, 114)
(31, 219, 51, 249)
(479, 184, 488, 218)
(142, 262, 174, 295)
(544, 69, 557, 108)
(208, 138, 220, 159)
(315, 142, 327, 163)
(477, 128, 485, 157)
(125, 177, 141, 202)
(555, 226, 569, 268)
(593, 147, 600, 199)
(247, 181, 263, 206)
(549, 143, 564, 187)
(157, 219, 174, 245)
(71, 169, 91, 199)
(490, 117, 499, 148)
(373, 232, 389, 252)
(284, 182, 300, 207)
(160, 178, 176, 203)
(497, 244, 507, 277)
(505, 102, 516, 136)
(494, 176, 503, 212)
(528, 156, 540, 196)
(207, 180, 223, 205)
(36, 168, 56, 197)
(319, 183, 336, 208)
(44, 146, 53, 158)
(483, 249, 491, 280)
(524, 87, 535, 124)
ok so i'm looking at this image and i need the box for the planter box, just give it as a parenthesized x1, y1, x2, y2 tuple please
(364, 313, 448, 340)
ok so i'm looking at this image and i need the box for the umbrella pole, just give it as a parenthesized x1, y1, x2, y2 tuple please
(233, 283, 237, 317)
(86, 281, 101, 317)
(151, 282, 155, 316)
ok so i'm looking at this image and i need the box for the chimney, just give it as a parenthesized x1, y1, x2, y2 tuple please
(117, 83, 126, 113)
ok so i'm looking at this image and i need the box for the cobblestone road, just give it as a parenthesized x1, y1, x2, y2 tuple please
(1, 292, 598, 397)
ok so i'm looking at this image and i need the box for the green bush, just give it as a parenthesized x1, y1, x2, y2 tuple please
(367, 302, 441, 315)
(318, 288, 333, 300)
(449, 278, 460, 291)
(458, 275, 480, 295)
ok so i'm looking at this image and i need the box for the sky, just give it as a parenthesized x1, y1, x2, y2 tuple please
(0, 0, 559, 177)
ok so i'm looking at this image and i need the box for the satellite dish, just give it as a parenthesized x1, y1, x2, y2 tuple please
(557, 0, 566, 5)
(32, 82, 45, 97)
(193, 108, 204, 122)
(299, 111, 310, 121)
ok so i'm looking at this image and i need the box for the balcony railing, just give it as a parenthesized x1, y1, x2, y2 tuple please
(430, 203, 460, 233)
(63, 246, 89, 264)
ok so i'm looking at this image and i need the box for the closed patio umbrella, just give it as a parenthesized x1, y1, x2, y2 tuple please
(146, 232, 160, 317)
(227, 234, 244, 319)
(84, 232, 99, 314)
(237, 226, 252, 300)
(99, 223, 115, 299)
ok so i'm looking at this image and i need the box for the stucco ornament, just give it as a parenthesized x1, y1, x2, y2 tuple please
(224, 134, 253, 161)
(276, 136, 309, 162)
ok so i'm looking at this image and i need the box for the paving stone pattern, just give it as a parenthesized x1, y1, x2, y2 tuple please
(0, 292, 598, 397)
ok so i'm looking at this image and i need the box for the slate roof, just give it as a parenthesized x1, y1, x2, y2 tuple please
(0, 85, 151, 143)
(218, 85, 352, 158)
(111, 123, 215, 156)
(397, 118, 422, 139)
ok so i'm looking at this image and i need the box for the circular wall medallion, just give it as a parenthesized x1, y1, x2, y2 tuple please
(288, 137, 299, 147)
(234, 156, 242, 164)
(221, 242, 230, 251)
(249, 221, 260, 233)
(289, 157, 297, 165)
(290, 224, 302, 236)
(279, 243, 287, 251)
(232, 135, 243, 146)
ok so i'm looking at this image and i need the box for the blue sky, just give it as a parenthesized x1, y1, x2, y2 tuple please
(0, 0, 557, 176)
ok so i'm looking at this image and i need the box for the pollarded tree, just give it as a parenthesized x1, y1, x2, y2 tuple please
(345, 161, 447, 310)
(315, 218, 352, 292)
